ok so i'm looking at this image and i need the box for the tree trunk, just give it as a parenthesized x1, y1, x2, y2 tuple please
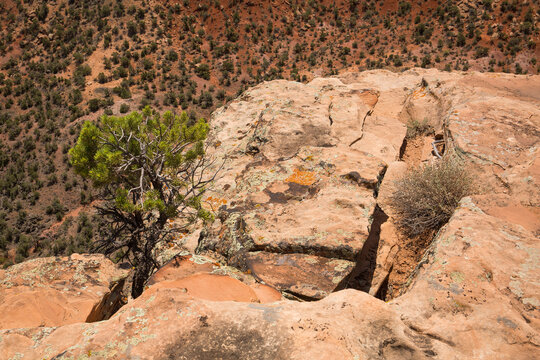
(131, 254, 153, 298)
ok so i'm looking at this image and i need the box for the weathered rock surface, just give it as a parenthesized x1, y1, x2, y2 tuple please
(0, 254, 128, 329)
(1, 69, 539, 359)
(197, 68, 540, 301)
(147, 254, 219, 286)
(245, 251, 354, 299)
(148, 274, 260, 303)
(147, 253, 282, 303)
(374, 70, 539, 297)
(197, 76, 402, 299)
(392, 196, 540, 359)
(0, 289, 430, 360)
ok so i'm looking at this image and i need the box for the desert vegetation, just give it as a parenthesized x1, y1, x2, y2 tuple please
(389, 157, 472, 237)
(405, 117, 435, 139)
(69, 107, 218, 297)
(0, 0, 537, 267)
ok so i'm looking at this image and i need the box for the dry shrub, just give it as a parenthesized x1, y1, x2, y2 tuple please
(390, 157, 472, 237)
(406, 118, 434, 139)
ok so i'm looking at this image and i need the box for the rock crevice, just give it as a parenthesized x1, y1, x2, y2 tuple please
(1, 69, 539, 359)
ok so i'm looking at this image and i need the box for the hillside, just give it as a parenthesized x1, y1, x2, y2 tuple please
(1, 69, 539, 359)
(0, 0, 538, 267)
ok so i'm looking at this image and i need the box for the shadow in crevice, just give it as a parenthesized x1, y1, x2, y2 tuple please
(374, 269, 390, 300)
(398, 137, 408, 160)
(335, 205, 388, 294)
(85, 277, 127, 323)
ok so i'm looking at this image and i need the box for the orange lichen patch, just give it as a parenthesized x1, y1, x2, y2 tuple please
(448, 110, 460, 121)
(167, 232, 186, 244)
(286, 169, 317, 186)
(412, 87, 427, 99)
(204, 196, 228, 211)
(164, 223, 189, 244)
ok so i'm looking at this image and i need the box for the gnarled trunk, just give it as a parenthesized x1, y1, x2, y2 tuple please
(131, 252, 154, 298)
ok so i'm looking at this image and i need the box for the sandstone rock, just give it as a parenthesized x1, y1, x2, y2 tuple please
(377, 160, 408, 217)
(390, 196, 540, 359)
(0, 289, 429, 360)
(249, 283, 283, 303)
(147, 254, 218, 286)
(147, 253, 282, 303)
(473, 194, 540, 236)
(412, 72, 540, 210)
(344, 69, 540, 300)
(367, 221, 400, 297)
(246, 251, 355, 300)
(196, 68, 540, 303)
(2, 69, 539, 359)
(147, 274, 260, 302)
(0, 254, 128, 329)
(198, 76, 402, 298)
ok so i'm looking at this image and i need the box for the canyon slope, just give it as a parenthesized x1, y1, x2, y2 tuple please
(1, 69, 539, 359)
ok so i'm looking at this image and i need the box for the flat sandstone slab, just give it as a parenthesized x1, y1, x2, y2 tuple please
(246, 251, 355, 299)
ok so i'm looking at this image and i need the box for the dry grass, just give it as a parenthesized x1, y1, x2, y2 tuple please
(406, 118, 434, 139)
(390, 157, 472, 237)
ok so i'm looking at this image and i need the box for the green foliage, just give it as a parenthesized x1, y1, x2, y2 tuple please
(113, 85, 132, 99)
(166, 50, 178, 62)
(88, 98, 102, 112)
(195, 63, 211, 80)
(71, 107, 207, 188)
(69, 107, 216, 297)
(475, 46, 489, 58)
(119, 103, 130, 113)
(398, 1, 411, 17)
(127, 21, 138, 38)
(46, 197, 66, 221)
(198, 91, 213, 109)
(456, 32, 466, 47)
(97, 72, 108, 84)
(36, 3, 49, 22)
(413, 23, 433, 43)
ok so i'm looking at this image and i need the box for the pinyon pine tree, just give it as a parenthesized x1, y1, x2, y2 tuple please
(69, 106, 218, 298)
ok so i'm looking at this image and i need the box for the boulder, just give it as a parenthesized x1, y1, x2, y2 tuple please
(198, 76, 405, 298)
(147, 253, 283, 303)
(390, 196, 540, 359)
(147, 254, 218, 286)
(246, 251, 355, 300)
(147, 274, 260, 303)
(0, 254, 128, 329)
(445, 74, 540, 206)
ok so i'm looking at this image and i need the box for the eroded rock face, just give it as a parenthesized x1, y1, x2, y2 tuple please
(196, 69, 540, 301)
(147, 253, 282, 303)
(197, 77, 405, 299)
(245, 251, 354, 300)
(0, 289, 429, 360)
(1, 69, 538, 359)
(318, 69, 539, 296)
(0, 254, 128, 329)
(391, 196, 540, 359)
